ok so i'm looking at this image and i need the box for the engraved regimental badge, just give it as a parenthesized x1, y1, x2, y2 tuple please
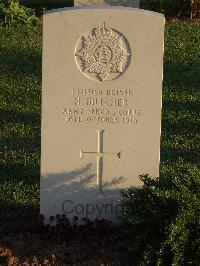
(75, 22, 131, 81)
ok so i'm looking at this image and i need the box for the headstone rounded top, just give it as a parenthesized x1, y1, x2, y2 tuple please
(74, 0, 140, 8)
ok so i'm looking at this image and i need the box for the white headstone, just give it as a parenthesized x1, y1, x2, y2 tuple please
(41, 5, 165, 222)
(74, 0, 140, 8)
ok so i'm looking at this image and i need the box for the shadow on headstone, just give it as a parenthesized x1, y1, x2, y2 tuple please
(41, 164, 128, 222)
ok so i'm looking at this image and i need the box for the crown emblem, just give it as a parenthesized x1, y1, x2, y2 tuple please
(75, 22, 130, 81)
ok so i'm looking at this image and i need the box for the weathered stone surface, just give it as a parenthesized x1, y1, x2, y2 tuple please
(74, 0, 140, 8)
(41, 7, 165, 222)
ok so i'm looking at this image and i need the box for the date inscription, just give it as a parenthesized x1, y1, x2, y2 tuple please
(62, 88, 141, 125)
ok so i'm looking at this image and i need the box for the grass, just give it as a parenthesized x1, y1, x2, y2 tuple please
(0, 22, 199, 264)
(161, 22, 200, 172)
(0, 26, 41, 207)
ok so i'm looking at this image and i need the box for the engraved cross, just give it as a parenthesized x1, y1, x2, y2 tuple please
(80, 130, 121, 193)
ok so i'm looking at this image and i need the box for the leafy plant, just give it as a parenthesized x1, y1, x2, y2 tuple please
(121, 160, 200, 265)
(0, 0, 38, 27)
(19, 0, 74, 15)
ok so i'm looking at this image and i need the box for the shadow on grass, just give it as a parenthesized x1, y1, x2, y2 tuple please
(163, 99, 199, 114)
(0, 46, 41, 76)
(0, 161, 126, 229)
(161, 147, 199, 163)
(0, 163, 39, 182)
(0, 108, 40, 181)
(161, 60, 200, 163)
(163, 60, 200, 89)
(0, 203, 39, 234)
(0, 109, 40, 126)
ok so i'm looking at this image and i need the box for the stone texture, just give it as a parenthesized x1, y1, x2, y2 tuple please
(41, 7, 165, 222)
(74, 0, 139, 8)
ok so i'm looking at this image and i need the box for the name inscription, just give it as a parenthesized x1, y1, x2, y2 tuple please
(63, 88, 141, 125)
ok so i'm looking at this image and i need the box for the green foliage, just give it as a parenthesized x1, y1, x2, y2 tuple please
(140, 0, 191, 16)
(121, 160, 200, 265)
(0, 0, 38, 26)
(1, 0, 74, 19)
(120, 22, 200, 266)
(19, 0, 74, 15)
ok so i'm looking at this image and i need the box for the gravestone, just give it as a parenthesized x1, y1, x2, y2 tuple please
(75, 0, 140, 8)
(41, 2, 165, 222)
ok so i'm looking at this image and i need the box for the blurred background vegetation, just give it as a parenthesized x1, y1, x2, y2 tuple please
(0, 0, 199, 23)
(141, 0, 199, 18)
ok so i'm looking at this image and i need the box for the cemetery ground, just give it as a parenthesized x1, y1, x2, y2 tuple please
(0, 21, 200, 265)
